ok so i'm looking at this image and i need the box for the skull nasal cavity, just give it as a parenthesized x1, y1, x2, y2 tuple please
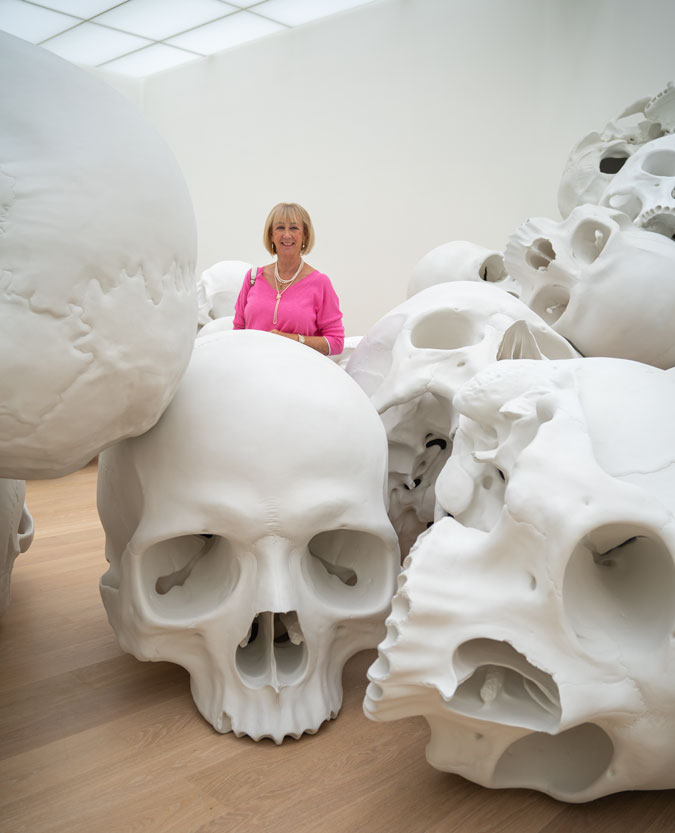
(599, 155, 628, 174)
(236, 611, 307, 687)
(450, 639, 561, 731)
(525, 238, 556, 271)
(411, 309, 481, 350)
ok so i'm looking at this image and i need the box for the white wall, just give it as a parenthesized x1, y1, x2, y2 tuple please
(130, 0, 675, 336)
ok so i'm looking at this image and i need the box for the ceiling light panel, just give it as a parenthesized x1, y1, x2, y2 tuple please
(38, 0, 122, 16)
(102, 42, 201, 77)
(255, 0, 374, 27)
(166, 11, 284, 56)
(42, 21, 151, 64)
(0, 0, 79, 42)
(94, 0, 238, 41)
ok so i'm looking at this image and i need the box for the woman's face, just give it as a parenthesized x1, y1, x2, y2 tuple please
(271, 216, 305, 257)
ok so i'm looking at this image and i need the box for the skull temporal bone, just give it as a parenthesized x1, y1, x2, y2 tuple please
(99, 330, 399, 743)
(365, 358, 675, 801)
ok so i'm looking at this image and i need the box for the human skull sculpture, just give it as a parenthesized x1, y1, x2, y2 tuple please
(0, 479, 34, 615)
(365, 357, 675, 802)
(407, 241, 516, 298)
(558, 82, 675, 218)
(600, 133, 675, 240)
(346, 282, 577, 556)
(504, 204, 675, 368)
(0, 32, 197, 479)
(196, 260, 251, 326)
(98, 330, 399, 743)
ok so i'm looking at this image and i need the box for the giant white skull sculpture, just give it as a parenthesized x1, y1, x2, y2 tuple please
(98, 330, 399, 743)
(365, 357, 675, 802)
(0, 32, 197, 479)
(0, 479, 34, 615)
(407, 241, 516, 298)
(346, 282, 577, 555)
(600, 133, 675, 240)
(558, 82, 675, 218)
(504, 204, 675, 368)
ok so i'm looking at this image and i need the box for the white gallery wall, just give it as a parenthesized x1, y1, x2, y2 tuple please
(101, 0, 675, 336)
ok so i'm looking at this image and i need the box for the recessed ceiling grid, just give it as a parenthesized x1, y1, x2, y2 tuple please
(0, 0, 376, 77)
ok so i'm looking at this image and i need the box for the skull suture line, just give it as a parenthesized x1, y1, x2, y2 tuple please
(98, 330, 399, 743)
(365, 358, 675, 802)
(505, 204, 675, 368)
(346, 282, 577, 556)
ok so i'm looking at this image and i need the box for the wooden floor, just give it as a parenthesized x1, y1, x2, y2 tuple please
(1, 463, 673, 833)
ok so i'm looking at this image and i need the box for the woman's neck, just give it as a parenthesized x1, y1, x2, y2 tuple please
(276, 254, 303, 276)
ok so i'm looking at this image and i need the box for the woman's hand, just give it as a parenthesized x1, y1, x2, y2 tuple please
(269, 329, 330, 355)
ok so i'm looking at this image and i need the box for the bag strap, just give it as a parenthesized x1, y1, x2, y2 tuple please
(250, 266, 257, 286)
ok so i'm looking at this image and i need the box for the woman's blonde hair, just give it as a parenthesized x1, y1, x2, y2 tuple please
(263, 202, 315, 255)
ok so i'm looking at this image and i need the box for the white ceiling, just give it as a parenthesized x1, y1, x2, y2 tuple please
(0, 0, 378, 78)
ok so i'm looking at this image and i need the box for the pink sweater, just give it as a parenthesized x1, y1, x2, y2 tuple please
(233, 268, 345, 355)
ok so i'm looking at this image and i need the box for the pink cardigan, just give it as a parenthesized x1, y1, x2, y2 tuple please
(233, 268, 345, 355)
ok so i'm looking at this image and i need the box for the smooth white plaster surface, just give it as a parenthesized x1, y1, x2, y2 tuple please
(98, 330, 400, 743)
(346, 281, 578, 555)
(1, 32, 198, 480)
(365, 357, 675, 801)
(92, 0, 675, 336)
(504, 204, 675, 368)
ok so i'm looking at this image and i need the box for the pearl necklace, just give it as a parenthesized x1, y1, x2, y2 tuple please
(272, 258, 303, 325)
(274, 258, 304, 285)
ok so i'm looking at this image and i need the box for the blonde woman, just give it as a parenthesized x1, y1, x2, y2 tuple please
(233, 203, 344, 355)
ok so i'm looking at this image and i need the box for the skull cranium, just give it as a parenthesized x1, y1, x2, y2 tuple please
(99, 330, 399, 743)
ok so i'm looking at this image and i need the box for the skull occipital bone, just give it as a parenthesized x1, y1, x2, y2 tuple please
(365, 357, 675, 802)
(98, 330, 399, 743)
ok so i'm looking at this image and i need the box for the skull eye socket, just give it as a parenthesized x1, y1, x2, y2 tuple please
(528, 286, 569, 326)
(479, 253, 507, 283)
(641, 148, 675, 177)
(570, 221, 611, 264)
(141, 534, 239, 619)
(563, 525, 675, 658)
(304, 529, 392, 609)
(525, 237, 556, 271)
(410, 309, 481, 350)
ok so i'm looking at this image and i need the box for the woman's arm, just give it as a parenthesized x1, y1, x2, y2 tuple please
(315, 276, 344, 355)
(270, 330, 330, 355)
(232, 269, 254, 329)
